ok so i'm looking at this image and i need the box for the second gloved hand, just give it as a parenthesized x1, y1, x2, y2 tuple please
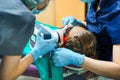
(53, 48, 85, 66)
(62, 16, 83, 26)
(30, 29, 56, 61)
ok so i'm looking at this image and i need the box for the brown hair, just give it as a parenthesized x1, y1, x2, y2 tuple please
(64, 30, 96, 57)
(62, 29, 98, 79)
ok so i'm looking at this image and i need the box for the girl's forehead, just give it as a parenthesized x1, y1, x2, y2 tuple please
(68, 26, 86, 37)
(62, 25, 85, 33)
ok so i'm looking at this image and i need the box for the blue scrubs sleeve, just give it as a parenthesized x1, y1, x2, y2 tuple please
(86, 0, 120, 60)
(0, 0, 35, 55)
(105, 1, 120, 44)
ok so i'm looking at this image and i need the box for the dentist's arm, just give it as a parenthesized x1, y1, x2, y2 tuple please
(0, 30, 56, 80)
(0, 55, 33, 80)
(81, 44, 120, 79)
(53, 46, 120, 79)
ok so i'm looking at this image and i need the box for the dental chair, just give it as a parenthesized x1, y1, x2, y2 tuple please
(22, 64, 40, 78)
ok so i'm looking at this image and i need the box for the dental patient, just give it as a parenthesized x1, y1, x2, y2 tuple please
(56, 24, 98, 79)
(58, 24, 96, 57)
(30, 23, 97, 79)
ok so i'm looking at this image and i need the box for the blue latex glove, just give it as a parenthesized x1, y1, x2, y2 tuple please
(62, 16, 83, 26)
(53, 48, 85, 66)
(30, 29, 56, 61)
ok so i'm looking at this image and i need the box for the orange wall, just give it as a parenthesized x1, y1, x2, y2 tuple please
(35, 0, 55, 26)
(36, 0, 86, 27)
(55, 0, 86, 27)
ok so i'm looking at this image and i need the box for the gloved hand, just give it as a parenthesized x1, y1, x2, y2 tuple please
(62, 16, 83, 26)
(53, 48, 85, 66)
(30, 29, 56, 61)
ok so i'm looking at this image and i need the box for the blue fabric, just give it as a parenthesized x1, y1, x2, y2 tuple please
(0, 0, 35, 55)
(86, 0, 120, 61)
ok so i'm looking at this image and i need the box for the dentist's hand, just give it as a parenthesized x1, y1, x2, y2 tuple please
(30, 29, 56, 61)
(53, 48, 85, 66)
(62, 16, 83, 26)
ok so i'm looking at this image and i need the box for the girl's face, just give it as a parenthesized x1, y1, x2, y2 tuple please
(59, 25, 86, 46)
